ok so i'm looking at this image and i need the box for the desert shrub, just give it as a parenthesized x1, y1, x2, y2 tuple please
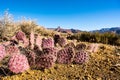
(0, 10, 19, 40)
(18, 19, 37, 36)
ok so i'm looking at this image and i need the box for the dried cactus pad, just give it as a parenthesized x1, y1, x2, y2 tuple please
(35, 54, 55, 69)
(15, 31, 26, 41)
(58, 37, 67, 47)
(8, 54, 30, 74)
(42, 38, 54, 48)
(64, 42, 76, 48)
(57, 47, 75, 64)
(73, 51, 89, 64)
(53, 34, 60, 44)
(6, 46, 20, 55)
(75, 43, 86, 51)
(0, 45, 6, 61)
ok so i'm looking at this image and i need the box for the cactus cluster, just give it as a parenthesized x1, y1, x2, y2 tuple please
(57, 47, 75, 64)
(42, 38, 54, 48)
(0, 30, 90, 75)
(0, 45, 6, 61)
(73, 51, 89, 64)
(8, 54, 30, 74)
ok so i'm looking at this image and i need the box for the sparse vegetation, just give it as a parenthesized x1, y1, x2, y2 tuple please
(67, 31, 120, 46)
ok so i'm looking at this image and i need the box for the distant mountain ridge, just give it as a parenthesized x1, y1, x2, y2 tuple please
(48, 27, 120, 34)
(48, 26, 81, 33)
(92, 27, 120, 34)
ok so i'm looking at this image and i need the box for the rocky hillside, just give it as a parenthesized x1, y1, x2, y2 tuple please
(92, 27, 120, 34)
(48, 26, 81, 33)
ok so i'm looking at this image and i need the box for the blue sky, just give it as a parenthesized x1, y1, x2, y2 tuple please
(0, 0, 120, 31)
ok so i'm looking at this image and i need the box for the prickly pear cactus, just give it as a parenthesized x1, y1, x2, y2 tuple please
(35, 34, 42, 50)
(58, 37, 67, 47)
(73, 51, 89, 64)
(75, 43, 86, 51)
(22, 49, 36, 67)
(42, 38, 54, 48)
(30, 32, 35, 49)
(43, 47, 58, 57)
(64, 42, 76, 48)
(53, 34, 60, 45)
(43, 47, 58, 62)
(8, 54, 30, 74)
(6, 46, 20, 55)
(0, 45, 6, 61)
(15, 31, 26, 41)
(57, 47, 75, 64)
(35, 54, 55, 69)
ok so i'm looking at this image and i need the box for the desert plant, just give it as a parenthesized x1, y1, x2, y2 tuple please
(35, 34, 42, 50)
(5, 46, 20, 55)
(57, 47, 75, 64)
(53, 34, 60, 45)
(23, 38, 29, 48)
(15, 31, 30, 47)
(33, 45, 43, 56)
(22, 49, 36, 67)
(30, 31, 35, 49)
(8, 54, 30, 74)
(75, 43, 86, 51)
(57, 37, 67, 47)
(87, 44, 99, 52)
(15, 31, 26, 41)
(0, 45, 6, 61)
(0, 10, 21, 40)
(35, 54, 55, 69)
(64, 42, 76, 48)
(19, 19, 37, 36)
(73, 51, 89, 64)
(42, 38, 54, 48)
(43, 47, 58, 62)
